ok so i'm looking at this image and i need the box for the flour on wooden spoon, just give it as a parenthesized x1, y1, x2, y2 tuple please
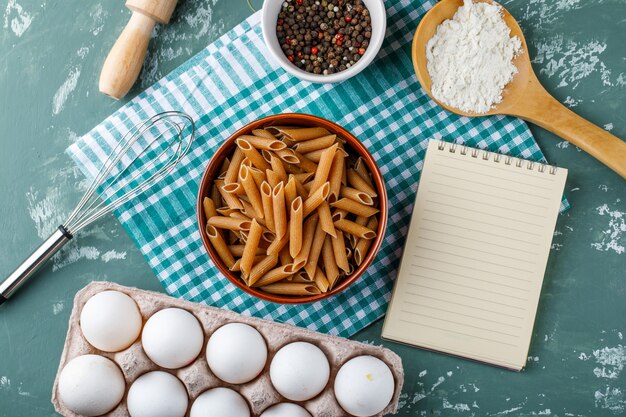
(426, 0, 522, 114)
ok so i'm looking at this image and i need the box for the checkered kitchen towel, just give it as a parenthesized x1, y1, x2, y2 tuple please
(67, 0, 568, 337)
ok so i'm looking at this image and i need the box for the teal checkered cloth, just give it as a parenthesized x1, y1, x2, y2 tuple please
(67, 0, 568, 337)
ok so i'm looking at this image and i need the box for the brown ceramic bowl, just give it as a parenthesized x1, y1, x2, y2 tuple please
(197, 113, 387, 304)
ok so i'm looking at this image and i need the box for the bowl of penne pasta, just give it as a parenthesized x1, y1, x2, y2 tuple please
(197, 113, 387, 304)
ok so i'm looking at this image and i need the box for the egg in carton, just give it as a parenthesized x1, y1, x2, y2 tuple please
(52, 281, 404, 417)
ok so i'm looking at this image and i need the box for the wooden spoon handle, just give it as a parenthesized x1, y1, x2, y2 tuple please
(512, 82, 626, 179)
(99, 12, 156, 100)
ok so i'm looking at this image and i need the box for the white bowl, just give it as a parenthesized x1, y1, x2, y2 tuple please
(261, 0, 387, 84)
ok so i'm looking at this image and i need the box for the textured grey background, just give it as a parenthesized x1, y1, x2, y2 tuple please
(0, 0, 624, 415)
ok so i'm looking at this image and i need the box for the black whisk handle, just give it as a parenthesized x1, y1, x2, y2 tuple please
(0, 226, 72, 304)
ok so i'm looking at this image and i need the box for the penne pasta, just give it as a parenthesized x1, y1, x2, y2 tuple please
(224, 148, 245, 184)
(275, 148, 300, 165)
(322, 236, 340, 289)
(260, 181, 275, 232)
(293, 214, 318, 269)
(229, 211, 250, 221)
(228, 244, 265, 257)
(219, 157, 231, 176)
(292, 150, 318, 173)
(331, 198, 380, 217)
(260, 283, 321, 296)
(283, 161, 304, 175)
(289, 197, 303, 258)
(240, 219, 263, 279)
(313, 268, 330, 293)
(248, 166, 266, 187)
(221, 182, 245, 196)
(229, 258, 242, 272)
(291, 272, 313, 283)
(355, 217, 378, 265)
(261, 149, 273, 164)
(275, 127, 330, 141)
(304, 220, 326, 279)
(292, 134, 336, 153)
(208, 216, 252, 231)
(309, 143, 338, 196)
(251, 129, 277, 139)
(248, 255, 279, 286)
(239, 199, 266, 228)
(239, 165, 264, 219)
(328, 150, 345, 203)
(210, 184, 222, 208)
(278, 246, 291, 266)
(266, 169, 281, 189)
(355, 216, 369, 226)
(270, 154, 288, 183)
(206, 224, 236, 269)
(346, 233, 357, 250)
(236, 138, 271, 171)
(266, 233, 289, 256)
(334, 219, 376, 239)
(284, 176, 297, 209)
(291, 175, 309, 200)
(216, 179, 243, 210)
(272, 182, 287, 239)
(303, 149, 323, 163)
(331, 230, 350, 273)
(262, 230, 276, 243)
(216, 207, 239, 217)
(293, 172, 314, 183)
(347, 169, 377, 197)
(331, 208, 349, 222)
(204, 125, 382, 298)
(252, 264, 298, 287)
(340, 186, 374, 205)
(202, 197, 218, 219)
(303, 182, 330, 217)
(226, 230, 240, 245)
(354, 157, 374, 186)
(317, 201, 337, 237)
(238, 135, 287, 151)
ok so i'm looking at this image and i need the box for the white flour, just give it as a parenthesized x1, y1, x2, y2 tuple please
(426, 0, 522, 113)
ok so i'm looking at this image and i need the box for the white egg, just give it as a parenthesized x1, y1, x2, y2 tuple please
(190, 387, 250, 417)
(334, 356, 395, 417)
(270, 342, 330, 401)
(206, 323, 267, 384)
(57, 354, 125, 416)
(127, 371, 188, 417)
(141, 308, 204, 369)
(80, 290, 142, 352)
(260, 403, 312, 417)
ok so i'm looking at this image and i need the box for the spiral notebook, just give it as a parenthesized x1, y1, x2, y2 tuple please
(382, 139, 567, 371)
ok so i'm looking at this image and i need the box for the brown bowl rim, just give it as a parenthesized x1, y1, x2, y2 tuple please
(196, 113, 388, 304)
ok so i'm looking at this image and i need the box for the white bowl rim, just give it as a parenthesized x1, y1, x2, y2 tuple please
(261, 0, 387, 84)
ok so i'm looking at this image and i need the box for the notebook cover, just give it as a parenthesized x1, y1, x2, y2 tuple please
(382, 140, 568, 370)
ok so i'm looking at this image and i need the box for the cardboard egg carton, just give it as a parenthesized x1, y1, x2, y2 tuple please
(52, 281, 404, 417)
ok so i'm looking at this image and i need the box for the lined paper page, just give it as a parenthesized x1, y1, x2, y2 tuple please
(382, 140, 567, 370)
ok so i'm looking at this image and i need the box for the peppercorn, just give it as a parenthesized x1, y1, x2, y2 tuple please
(276, 0, 372, 76)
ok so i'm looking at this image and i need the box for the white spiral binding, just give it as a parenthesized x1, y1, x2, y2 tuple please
(437, 141, 558, 175)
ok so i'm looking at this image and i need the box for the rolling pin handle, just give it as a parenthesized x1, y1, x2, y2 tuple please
(99, 12, 156, 100)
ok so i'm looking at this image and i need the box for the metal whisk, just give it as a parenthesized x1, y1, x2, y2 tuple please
(0, 111, 195, 304)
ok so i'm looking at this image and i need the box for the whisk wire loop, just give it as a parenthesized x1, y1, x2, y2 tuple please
(64, 111, 194, 234)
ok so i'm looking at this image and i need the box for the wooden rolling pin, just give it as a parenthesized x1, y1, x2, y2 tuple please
(99, 0, 178, 100)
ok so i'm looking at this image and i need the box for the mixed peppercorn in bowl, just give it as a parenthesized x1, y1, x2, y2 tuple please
(262, 0, 387, 83)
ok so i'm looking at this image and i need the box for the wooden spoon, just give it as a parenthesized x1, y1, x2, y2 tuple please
(412, 0, 626, 179)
